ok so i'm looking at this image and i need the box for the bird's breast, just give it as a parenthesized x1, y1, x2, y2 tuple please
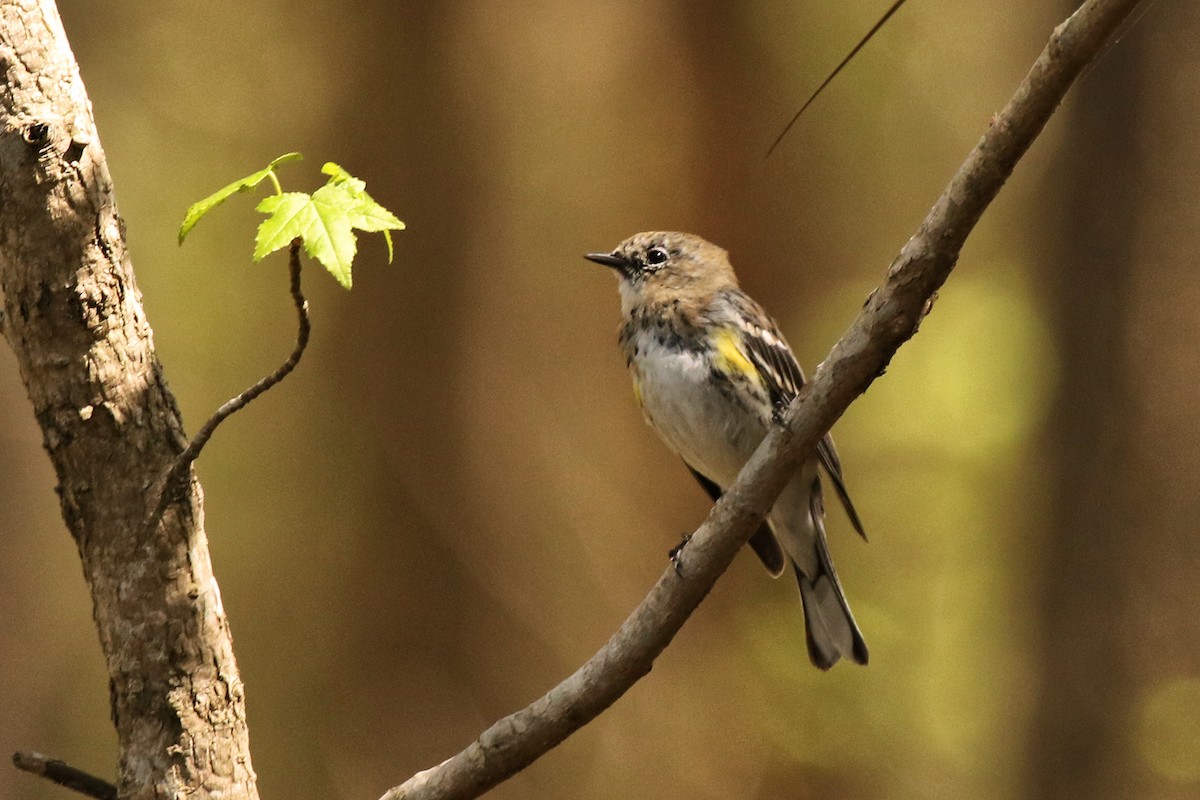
(627, 334, 768, 486)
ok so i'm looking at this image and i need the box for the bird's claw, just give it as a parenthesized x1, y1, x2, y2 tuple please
(772, 402, 788, 426)
(669, 533, 692, 576)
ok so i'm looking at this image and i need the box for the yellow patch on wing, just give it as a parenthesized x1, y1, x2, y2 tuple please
(631, 373, 643, 407)
(713, 328, 761, 386)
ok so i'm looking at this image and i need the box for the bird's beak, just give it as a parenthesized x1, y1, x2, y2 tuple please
(584, 251, 628, 271)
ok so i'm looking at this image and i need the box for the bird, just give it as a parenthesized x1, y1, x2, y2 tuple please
(584, 231, 868, 669)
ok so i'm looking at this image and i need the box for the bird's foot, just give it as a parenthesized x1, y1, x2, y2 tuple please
(771, 401, 788, 426)
(669, 533, 692, 576)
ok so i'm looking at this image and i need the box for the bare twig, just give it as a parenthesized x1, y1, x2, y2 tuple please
(766, 0, 910, 157)
(12, 752, 117, 800)
(378, 2, 1146, 799)
(145, 238, 310, 530)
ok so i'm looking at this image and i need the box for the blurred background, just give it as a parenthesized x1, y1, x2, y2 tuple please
(2, 2, 1198, 799)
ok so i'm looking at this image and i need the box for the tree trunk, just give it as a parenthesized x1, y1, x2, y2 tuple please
(0, 3, 257, 799)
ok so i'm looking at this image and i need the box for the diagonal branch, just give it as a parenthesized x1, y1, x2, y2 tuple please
(378, 1, 1146, 799)
(12, 752, 117, 800)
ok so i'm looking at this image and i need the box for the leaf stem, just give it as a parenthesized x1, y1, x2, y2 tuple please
(144, 239, 309, 532)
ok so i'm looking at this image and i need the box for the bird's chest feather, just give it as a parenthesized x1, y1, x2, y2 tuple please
(626, 335, 767, 484)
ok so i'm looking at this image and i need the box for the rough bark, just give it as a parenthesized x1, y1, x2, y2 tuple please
(0, 3, 257, 800)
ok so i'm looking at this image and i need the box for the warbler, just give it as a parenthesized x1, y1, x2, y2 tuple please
(585, 231, 868, 669)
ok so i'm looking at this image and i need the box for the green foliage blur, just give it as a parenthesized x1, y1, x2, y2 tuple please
(1, 3, 1198, 800)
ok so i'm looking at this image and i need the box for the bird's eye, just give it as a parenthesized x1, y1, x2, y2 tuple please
(645, 246, 669, 267)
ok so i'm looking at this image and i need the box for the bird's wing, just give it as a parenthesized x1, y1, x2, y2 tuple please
(816, 434, 868, 541)
(686, 464, 786, 577)
(737, 312, 868, 542)
(736, 314, 803, 409)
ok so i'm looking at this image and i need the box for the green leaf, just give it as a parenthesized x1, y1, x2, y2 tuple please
(178, 152, 303, 244)
(320, 162, 405, 263)
(252, 191, 353, 288)
(251, 164, 405, 288)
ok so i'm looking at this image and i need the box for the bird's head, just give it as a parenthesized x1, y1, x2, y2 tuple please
(585, 231, 738, 314)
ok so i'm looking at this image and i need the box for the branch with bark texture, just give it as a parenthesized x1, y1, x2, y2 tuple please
(380, 2, 1145, 799)
(0, 2, 258, 799)
(12, 752, 117, 800)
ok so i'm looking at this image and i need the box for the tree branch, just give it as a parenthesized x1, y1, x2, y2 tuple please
(378, 1, 1145, 799)
(13, 752, 117, 800)
(0, 3, 258, 798)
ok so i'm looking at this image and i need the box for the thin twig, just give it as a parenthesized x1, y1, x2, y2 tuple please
(145, 238, 309, 531)
(766, 0, 910, 157)
(12, 752, 117, 800)
(378, 2, 1146, 799)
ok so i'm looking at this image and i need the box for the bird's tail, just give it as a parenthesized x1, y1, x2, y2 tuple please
(796, 565, 868, 669)
(795, 488, 868, 670)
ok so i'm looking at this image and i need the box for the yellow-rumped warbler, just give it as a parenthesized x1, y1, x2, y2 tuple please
(585, 231, 868, 669)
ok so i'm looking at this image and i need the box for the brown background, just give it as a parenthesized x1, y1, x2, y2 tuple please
(2, 2, 1199, 800)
